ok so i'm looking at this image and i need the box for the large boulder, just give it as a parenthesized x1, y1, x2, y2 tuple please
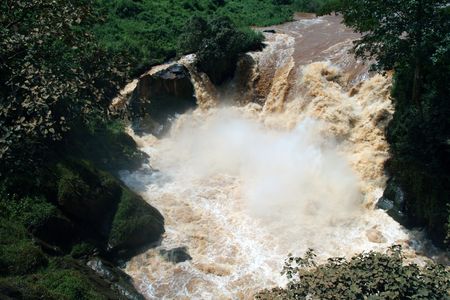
(107, 188, 164, 259)
(45, 160, 164, 259)
(87, 257, 144, 300)
(376, 177, 410, 226)
(130, 63, 197, 135)
(159, 246, 192, 264)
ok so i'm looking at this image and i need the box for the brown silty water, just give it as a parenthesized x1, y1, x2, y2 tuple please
(119, 14, 433, 300)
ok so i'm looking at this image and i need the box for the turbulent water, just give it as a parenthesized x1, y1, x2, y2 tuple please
(119, 14, 428, 300)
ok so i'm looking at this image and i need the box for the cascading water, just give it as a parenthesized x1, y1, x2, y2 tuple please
(119, 14, 430, 300)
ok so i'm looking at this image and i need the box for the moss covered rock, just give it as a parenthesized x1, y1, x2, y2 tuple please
(54, 160, 121, 239)
(108, 188, 164, 258)
(45, 159, 164, 258)
(0, 220, 48, 276)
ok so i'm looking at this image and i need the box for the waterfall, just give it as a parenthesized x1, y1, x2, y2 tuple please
(118, 14, 429, 300)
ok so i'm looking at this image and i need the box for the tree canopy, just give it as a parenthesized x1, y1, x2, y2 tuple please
(0, 0, 126, 176)
(179, 15, 264, 84)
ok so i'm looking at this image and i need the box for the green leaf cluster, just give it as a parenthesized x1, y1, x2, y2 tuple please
(179, 15, 264, 84)
(0, 0, 128, 177)
(257, 246, 450, 299)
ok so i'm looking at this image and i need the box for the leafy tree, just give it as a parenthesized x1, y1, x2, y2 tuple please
(257, 246, 450, 299)
(331, 0, 449, 105)
(0, 0, 126, 177)
(178, 16, 210, 54)
(179, 15, 263, 84)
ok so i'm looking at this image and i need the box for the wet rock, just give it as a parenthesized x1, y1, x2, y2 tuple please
(107, 188, 165, 260)
(153, 64, 190, 80)
(87, 258, 144, 300)
(160, 246, 192, 264)
(349, 86, 359, 97)
(366, 226, 387, 243)
(376, 177, 410, 226)
(372, 108, 391, 127)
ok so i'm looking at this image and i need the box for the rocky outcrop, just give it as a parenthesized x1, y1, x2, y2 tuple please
(87, 258, 144, 300)
(130, 63, 197, 135)
(160, 247, 192, 264)
(0, 159, 165, 299)
(376, 177, 410, 226)
(41, 159, 165, 260)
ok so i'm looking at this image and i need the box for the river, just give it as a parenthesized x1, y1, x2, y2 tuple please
(119, 14, 431, 300)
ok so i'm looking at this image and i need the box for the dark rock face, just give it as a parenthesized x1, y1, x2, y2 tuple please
(30, 215, 77, 253)
(107, 188, 165, 260)
(130, 64, 197, 135)
(87, 258, 144, 300)
(43, 160, 164, 260)
(377, 177, 410, 226)
(160, 247, 192, 264)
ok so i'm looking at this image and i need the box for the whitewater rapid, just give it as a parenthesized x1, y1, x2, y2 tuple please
(119, 14, 426, 299)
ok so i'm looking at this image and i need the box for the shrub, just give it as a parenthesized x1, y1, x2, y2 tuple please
(0, 277, 59, 300)
(180, 15, 264, 84)
(37, 269, 108, 300)
(257, 246, 450, 299)
(0, 241, 48, 276)
(0, 196, 58, 229)
(0, 220, 48, 276)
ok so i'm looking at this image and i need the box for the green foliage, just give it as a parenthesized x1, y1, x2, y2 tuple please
(93, 0, 316, 74)
(0, 0, 127, 177)
(0, 240, 48, 276)
(257, 246, 450, 299)
(0, 219, 48, 276)
(0, 216, 28, 244)
(292, 0, 333, 13)
(333, 0, 449, 72)
(70, 243, 95, 259)
(0, 277, 60, 300)
(109, 188, 164, 251)
(386, 59, 450, 244)
(0, 195, 58, 229)
(36, 269, 108, 300)
(179, 15, 264, 83)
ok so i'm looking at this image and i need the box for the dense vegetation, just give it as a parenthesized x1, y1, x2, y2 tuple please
(179, 15, 264, 84)
(94, 0, 330, 74)
(0, 0, 127, 179)
(257, 246, 450, 299)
